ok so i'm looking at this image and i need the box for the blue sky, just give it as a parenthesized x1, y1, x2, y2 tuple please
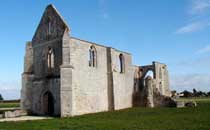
(0, 0, 210, 99)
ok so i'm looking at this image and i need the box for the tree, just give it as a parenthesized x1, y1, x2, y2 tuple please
(194, 91, 207, 97)
(193, 88, 197, 97)
(181, 90, 193, 98)
(0, 94, 3, 101)
(171, 90, 177, 97)
(207, 91, 210, 97)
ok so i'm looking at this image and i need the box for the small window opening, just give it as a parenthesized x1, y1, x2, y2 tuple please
(89, 45, 97, 67)
(119, 53, 125, 73)
(47, 17, 52, 36)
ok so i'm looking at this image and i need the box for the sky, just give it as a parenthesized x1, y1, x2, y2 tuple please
(0, 0, 210, 99)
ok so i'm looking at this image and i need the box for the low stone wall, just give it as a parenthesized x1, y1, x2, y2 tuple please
(176, 101, 185, 108)
(0, 110, 27, 119)
(175, 101, 197, 108)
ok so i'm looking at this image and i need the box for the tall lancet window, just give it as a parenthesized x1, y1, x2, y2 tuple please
(119, 53, 125, 73)
(47, 17, 52, 36)
(47, 48, 54, 71)
(89, 45, 97, 67)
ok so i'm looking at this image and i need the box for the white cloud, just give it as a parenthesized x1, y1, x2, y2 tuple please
(98, 0, 110, 19)
(170, 73, 210, 92)
(175, 0, 210, 34)
(197, 45, 210, 53)
(189, 0, 210, 14)
(176, 22, 209, 34)
(171, 55, 210, 92)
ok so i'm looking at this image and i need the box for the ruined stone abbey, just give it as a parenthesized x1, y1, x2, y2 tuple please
(21, 5, 171, 117)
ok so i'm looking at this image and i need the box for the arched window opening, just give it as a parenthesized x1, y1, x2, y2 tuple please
(144, 70, 154, 79)
(47, 48, 54, 71)
(47, 17, 52, 36)
(143, 70, 154, 86)
(119, 54, 125, 73)
(89, 45, 97, 67)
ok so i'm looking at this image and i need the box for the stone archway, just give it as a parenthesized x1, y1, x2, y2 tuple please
(43, 91, 54, 116)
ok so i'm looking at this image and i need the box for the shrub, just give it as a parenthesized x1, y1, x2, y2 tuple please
(0, 94, 3, 101)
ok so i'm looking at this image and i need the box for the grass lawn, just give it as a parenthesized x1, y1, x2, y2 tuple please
(0, 102, 20, 108)
(176, 97, 210, 102)
(0, 100, 210, 130)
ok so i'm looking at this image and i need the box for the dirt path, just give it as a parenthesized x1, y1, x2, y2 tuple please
(0, 107, 20, 111)
(0, 116, 53, 122)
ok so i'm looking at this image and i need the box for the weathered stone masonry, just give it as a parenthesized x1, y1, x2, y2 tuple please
(21, 5, 171, 117)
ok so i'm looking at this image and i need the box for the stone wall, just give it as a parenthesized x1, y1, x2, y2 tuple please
(30, 38, 62, 116)
(110, 49, 134, 110)
(31, 78, 60, 116)
(32, 5, 69, 44)
(21, 5, 70, 116)
(153, 62, 170, 96)
(21, 4, 172, 117)
(69, 38, 109, 116)
(59, 37, 136, 116)
(60, 29, 72, 117)
(33, 39, 63, 78)
(131, 62, 171, 107)
(21, 42, 33, 111)
(138, 62, 170, 97)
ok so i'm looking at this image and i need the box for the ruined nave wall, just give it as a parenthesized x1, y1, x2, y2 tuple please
(69, 38, 109, 116)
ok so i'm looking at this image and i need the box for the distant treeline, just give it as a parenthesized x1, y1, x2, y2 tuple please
(0, 94, 3, 101)
(172, 89, 210, 98)
(0, 99, 20, 103)
(0, 93, 20, 103)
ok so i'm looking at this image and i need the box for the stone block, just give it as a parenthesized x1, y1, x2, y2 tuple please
(3, 110, 27, 118)
(176, 101, 185, 108)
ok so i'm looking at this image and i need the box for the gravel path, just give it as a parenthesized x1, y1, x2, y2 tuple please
(0, 107, 20, 111)
(0, 116, 53, 122)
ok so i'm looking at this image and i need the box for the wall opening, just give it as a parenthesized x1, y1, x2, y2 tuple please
(89, 45, 97, 67)
(144, 70, 154, 79)
(119, 53, 125, 73)
(47, 17, 52, 36)
(143, 70, 154, 86)
(43, 91, 54, 116)
(47, 47, 54, 73)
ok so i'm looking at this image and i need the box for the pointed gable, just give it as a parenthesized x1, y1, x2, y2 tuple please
(32, 4, 70, 44)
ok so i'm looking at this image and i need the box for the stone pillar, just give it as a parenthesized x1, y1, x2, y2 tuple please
(106, 47, 115, 111)
(60, 66, 73, 117)
(21, 74, 34, 110)
(60, 29, 73, 117)
(21, 42, 34, 111)
(145, 76, 154, 108)
(164, 68, 171, 97)
(153, 62, 171, 97)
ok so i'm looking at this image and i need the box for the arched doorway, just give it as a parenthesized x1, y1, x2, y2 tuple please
(144, 70, 154, 79)
(140, 68, 155, 91)
(43, 91, 54, 116)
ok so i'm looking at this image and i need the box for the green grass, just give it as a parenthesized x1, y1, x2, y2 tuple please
(0, 102, 20, 108)
(0, 100, 210, 130)
(176, 97, 210, 102)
